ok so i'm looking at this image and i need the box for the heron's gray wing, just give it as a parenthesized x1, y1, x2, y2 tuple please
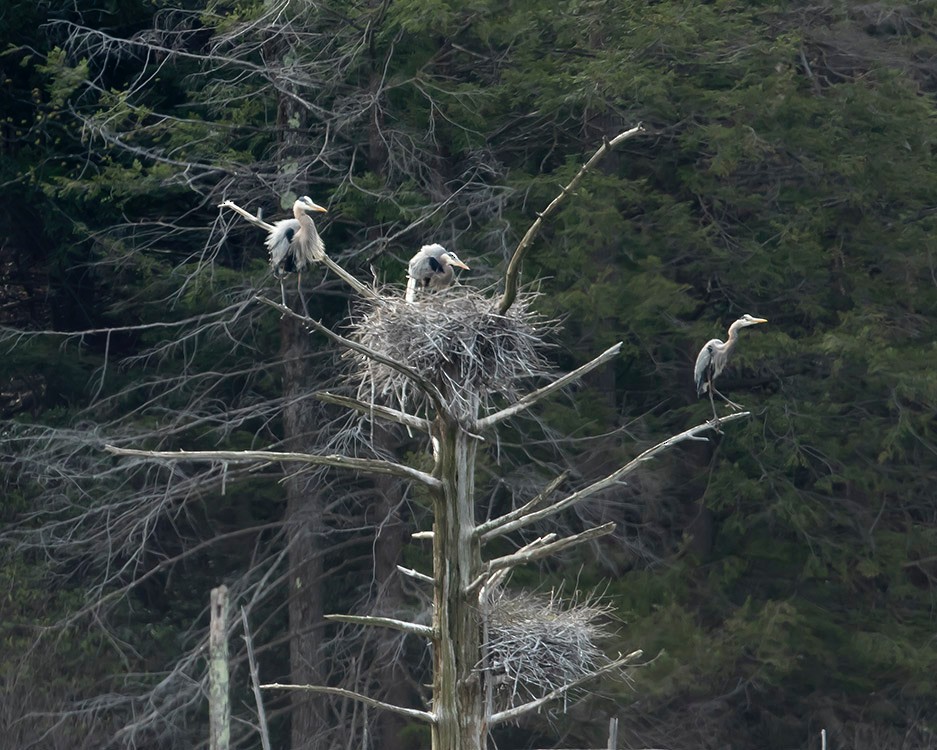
(694, 338, 721, 395)
(265, 218, 301, 275)
(407, 250, 427, 278)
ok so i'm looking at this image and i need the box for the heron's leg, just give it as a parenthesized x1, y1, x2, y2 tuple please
(707, 380, 719, 421)
(279, 278, 288, 310)
(712, 385, 743, 411)
(296, 271, 310, 317)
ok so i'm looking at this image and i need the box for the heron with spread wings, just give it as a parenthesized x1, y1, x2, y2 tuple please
(264, 195, 328, 310)
(405, 244, 470, 303)
(694, 313, 767, 418)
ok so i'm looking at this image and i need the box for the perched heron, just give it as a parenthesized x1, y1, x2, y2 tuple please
(405, 244, 470, 303)
(694, 313, 767, 417)
(264, 196, 328, 310)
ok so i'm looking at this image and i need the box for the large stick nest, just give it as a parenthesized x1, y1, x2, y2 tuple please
(481, 589, 614, 711)
(349, 287, 552, 419)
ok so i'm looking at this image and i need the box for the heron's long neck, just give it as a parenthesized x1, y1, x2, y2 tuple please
(724, 320, 743, 350)
(294, 208, 319, 237)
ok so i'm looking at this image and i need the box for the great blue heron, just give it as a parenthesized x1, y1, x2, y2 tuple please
(405, 244, 470, 303)
(694, 313, 767, 417)
(264, 196, 328, 310)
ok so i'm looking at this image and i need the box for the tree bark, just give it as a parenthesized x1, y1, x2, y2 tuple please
(432, 413, 484, 750)
(371, 470, 412, 750)
(281, 316, 328, 750)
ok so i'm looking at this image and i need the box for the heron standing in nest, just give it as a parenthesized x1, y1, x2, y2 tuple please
(405, 244, 470, 303)
(264, 195, 328, 311)
(694, 313, 767, 418)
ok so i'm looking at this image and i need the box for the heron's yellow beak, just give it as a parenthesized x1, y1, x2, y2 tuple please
(450, 259, 470, 270)
(753, 317, 767, 324)
(310, 204, 328, 213)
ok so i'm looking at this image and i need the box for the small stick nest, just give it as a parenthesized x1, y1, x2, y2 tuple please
(481, 589, 613, 710)
(349, 287, 552, 419)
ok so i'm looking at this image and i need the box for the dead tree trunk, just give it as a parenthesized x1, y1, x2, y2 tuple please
(108, 126, 760, 750)
(432, 414, 484, 750)
(281, 317, 328, 750)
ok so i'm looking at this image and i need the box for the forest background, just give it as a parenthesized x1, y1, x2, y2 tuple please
(2, 0, 937, 748)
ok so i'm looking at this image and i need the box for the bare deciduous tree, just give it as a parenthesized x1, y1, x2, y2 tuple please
(102, 126, 759, 750)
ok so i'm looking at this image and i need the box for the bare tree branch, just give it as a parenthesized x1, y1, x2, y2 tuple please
(254, 295, 447, 412)
(475, 343, 621, 431)
(397, 565, 433, 584)
(219, 199, 273, 231)
(315, 391, 430, 433)
(472, 523, 615, 591)
(475, 471, 570, 540)
(481, 412, 751, 540)
(103, 445, 442, 489)
(477, 535, 557, 601)
(221, 200, 380, 299)
(260, 684, 435, 723)
(324, 613, 434, 638)
(240, 608, 273, 750)
(497, 124, 644, 315)
(488, 650, 644, 726)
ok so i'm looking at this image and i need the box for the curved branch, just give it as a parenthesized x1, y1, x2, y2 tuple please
(497, 124, 644, 315)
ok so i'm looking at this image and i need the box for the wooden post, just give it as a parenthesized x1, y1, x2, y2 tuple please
(209, 586, 230, 750)
(607, 718, 618, 750)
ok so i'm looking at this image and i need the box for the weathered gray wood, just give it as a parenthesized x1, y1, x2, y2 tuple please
(397, 564, 433, 584)
(481, 412, 751, 540)
(607, 717, 618, 750)
(255, 295, 447, 410)
(489, 651, 643, 725)
(103, 445, 441, 489)
(475, 344, 622, 431)
(239, 607, 272, 750)
(498, 125, 644, 315)
(324, 613, 435, 638)
(474, 471, 570, 539)
(209, 586, 230, 750)
(315, 391, 431, 432)
(431, 413, 486, 750)
(261, 683, 435, 723)
(469, 525, 614, 593)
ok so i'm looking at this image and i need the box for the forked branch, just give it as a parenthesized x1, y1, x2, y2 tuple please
(468, 524, 614, 594)
(482, 412, 751, 540)
(474, 471, 570, 539)
(497, 124, 644, 315)
(488, 650, 644, 725)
